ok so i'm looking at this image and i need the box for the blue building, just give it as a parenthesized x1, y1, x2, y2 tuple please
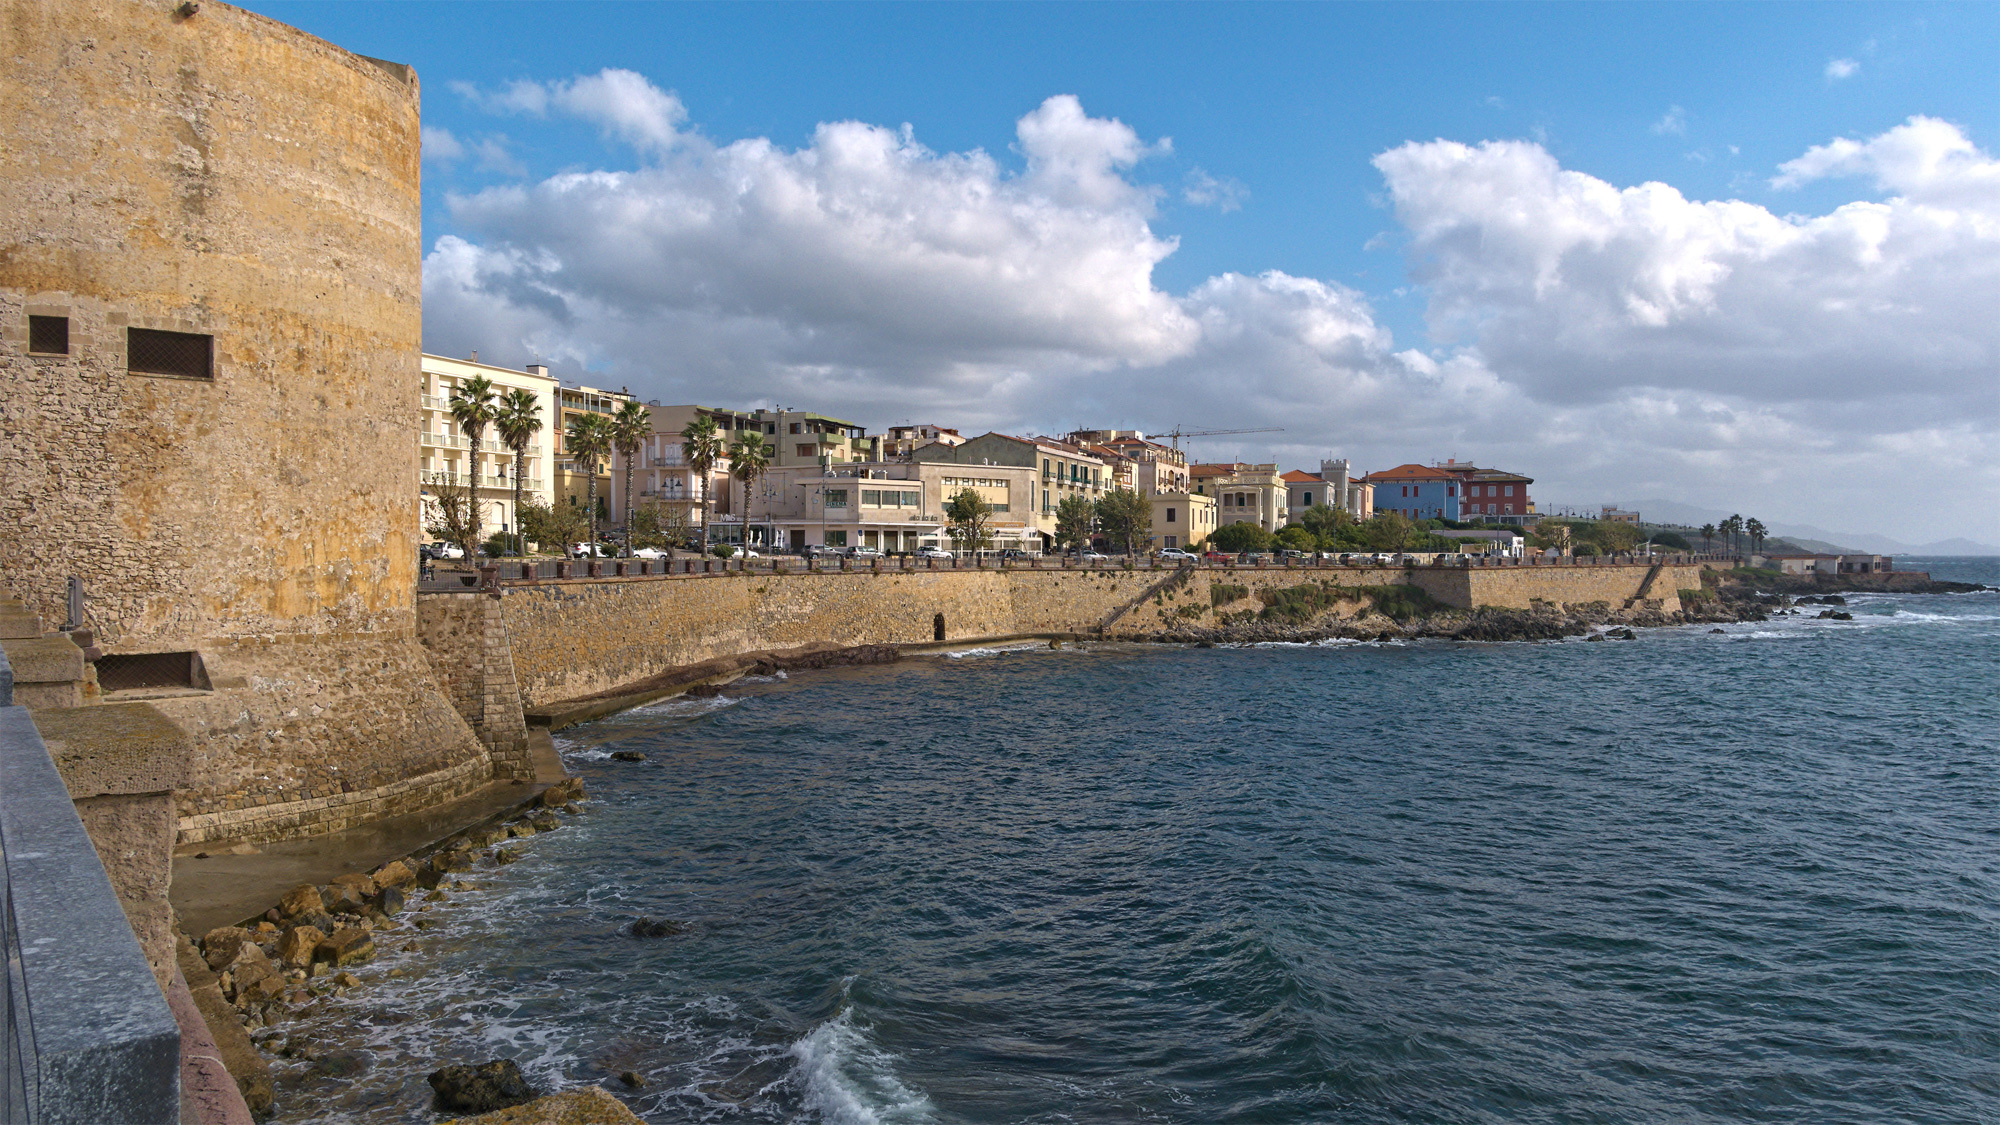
(1363, 463, 1462, 521)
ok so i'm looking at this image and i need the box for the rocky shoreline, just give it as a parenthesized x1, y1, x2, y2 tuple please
(183, 777, 597, 1120)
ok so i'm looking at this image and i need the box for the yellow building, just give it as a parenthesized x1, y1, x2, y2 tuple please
(419, 354, 559, 543)
(553, 382, 639, 515)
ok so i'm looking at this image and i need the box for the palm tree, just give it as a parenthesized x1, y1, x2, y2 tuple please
(1745, 517, 1767, 554)
(567, 412, 615, 559)
(729, 431, 773, 554)
(449, 375, 498, 556)
(680, 415, 725, 550)
(1722, 513, 1744, 551)
(493, 389, 544, 555)
(611, 401, 652, 552)
(1699, 523, 1717, 550)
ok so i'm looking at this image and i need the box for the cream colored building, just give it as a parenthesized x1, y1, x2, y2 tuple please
(1192, 462, 1289, 533)
(914, 432, 1109, 550)
(553, 382, 639, 515)
(745, 461, 1039, 553)
(420, 354, 559, 541)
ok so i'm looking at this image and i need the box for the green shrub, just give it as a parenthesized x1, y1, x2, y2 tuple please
(1211, 583, 1250, 608)
(1357, 583, 1444, 622)
(1257, 581, 1343, 624)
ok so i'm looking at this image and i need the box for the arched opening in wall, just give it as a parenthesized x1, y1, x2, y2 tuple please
(933, 613, 946, 641)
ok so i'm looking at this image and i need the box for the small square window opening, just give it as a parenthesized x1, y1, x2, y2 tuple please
(28, 315, 69, 355)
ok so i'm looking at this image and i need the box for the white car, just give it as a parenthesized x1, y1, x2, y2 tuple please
(630, 546, 669, 560)
(847, 546, 884, 559)
(425, 542, 465, 560)
(572, 543, 612, 558)
(915, 546, 953, 559)
(1078, 550, 1112, 561)
(726, 546, 760, 558)
(1155, 547, 1195, 561)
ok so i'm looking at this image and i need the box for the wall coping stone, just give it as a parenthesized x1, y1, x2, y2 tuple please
(31, 704, 191, 799)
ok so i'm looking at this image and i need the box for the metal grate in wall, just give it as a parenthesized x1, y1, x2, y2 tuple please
(27, 315, 68, 355)
(127, 328, 212, 379)
(95, 652, 196, 693)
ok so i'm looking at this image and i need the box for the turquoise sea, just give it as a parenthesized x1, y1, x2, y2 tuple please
(285, 558, 2000, 1124)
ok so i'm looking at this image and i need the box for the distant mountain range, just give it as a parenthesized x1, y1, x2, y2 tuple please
(1584, 499, 1999, 556)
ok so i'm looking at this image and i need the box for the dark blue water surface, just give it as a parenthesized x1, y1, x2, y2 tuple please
(288, 560, 2000, 1124)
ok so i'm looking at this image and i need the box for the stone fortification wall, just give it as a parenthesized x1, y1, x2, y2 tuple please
(1410, 562, 1699, 613)
(497, 562, 1698, 710)
(415, 593, 532, 780)
(0, 0, 490, 846)
(498, 569, 1164, 708)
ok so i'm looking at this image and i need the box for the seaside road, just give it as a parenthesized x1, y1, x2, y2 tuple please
(170, 756, 561, 935)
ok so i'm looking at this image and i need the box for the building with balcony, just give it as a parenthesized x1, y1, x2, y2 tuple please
(1192, 462, 1289, 533)
(913, 433, 1109, 550)
(420, 354, 558, 541)
(1068, 431, 1214, 549)
(723, 460, 1040, 554)
(881, 423, 964, 460)
(552, 382, 639, 514)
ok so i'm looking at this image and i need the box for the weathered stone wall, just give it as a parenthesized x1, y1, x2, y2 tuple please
(499, 569, 1165, 708)
(1410, 562, 1700, 613)
(0, 0, 492, 844)
(499, 562, 1701, 708)
(416, 593, 531, 779)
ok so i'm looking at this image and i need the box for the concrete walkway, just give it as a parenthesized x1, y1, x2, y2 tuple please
(171, 751, 564, 935)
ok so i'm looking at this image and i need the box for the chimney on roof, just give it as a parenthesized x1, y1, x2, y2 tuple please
(470, 350, 479, 363)
(526, 364, 549, 379)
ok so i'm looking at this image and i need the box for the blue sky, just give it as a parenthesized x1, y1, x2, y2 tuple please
(246, 2, 2000, 542)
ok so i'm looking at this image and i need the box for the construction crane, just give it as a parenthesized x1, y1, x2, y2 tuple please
(1163, 425, 1283, 450)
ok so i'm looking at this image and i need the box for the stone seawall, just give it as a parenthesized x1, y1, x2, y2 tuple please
(415, 593, 532, 780)
(487, 561, 1692, 711)
(495, 568, 1165, 708)
(154, 634, 492, 846)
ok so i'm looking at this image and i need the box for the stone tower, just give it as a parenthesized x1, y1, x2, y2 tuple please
(0, 0, 492, 843)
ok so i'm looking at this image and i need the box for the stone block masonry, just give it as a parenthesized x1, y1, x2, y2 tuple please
(487, 561, 1693, 713)
(2, 2, 496, 848)
(416, 592, 533, 780)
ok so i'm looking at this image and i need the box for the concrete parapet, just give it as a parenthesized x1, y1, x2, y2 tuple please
(0, 636, 86, 711)
(0, 706, 179, 1124)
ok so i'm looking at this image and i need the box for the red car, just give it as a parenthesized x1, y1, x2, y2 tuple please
(1203, 551, 1234, 563)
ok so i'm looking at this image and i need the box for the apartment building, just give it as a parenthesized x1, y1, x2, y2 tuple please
(751, 408, 880, 469)
(913, 432, 1109, 550)
(749, 461, 1039, 554)
(605, 404, 736, 537)
(1070, 431, 1214, 549)
(552, 382, 638, 511)
(1192, 462, 1289, 533)
(880, 423, 964, 461)
(419, 353, 559, 539)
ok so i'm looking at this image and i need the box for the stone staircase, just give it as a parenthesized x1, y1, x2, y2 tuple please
(0, 593, 97, 711)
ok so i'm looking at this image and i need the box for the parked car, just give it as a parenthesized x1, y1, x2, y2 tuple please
(847, 546, 883, 559)
(1155, 547, 1196, 561)
(630, 546, 669, 560)
(997, 548, 1031, 561)
(915, 546, 953, 559)
(571, 542, 614, 558)
(1279, 549, 1313, 560)
(726, 546, 761, 559)
(1077, 549, 1112, 561)
(1244, 552, 1274, 564)
(1203, 550, 1233, 563)
(423, 542, 466, 560)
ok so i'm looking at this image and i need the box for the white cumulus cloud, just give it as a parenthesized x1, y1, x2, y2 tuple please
(1826, 57, 1860, 80)
(422, 71, 2000, 540)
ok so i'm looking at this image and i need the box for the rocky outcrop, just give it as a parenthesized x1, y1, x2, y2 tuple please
(451, 1086, 643, 1125)
(428, 1060, 538, 1114)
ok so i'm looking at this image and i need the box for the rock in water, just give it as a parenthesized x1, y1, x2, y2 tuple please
(276, 926, 325, 969)
(610, 750, 646, 762)
(278, 884, 325, 919)
(376, 886, 407, 916)
(629, 917, 686, 938)
(372, 859, 417, 888)
(316, 926, 375, 967)
(427, 1060, 539, 1113)
(447, 1086, 642, 1124)
(325, 882, 369, 914)
(619, 1070, 647, 1088)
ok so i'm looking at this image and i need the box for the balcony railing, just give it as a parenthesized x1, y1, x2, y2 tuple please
(421, 394, 446, 410)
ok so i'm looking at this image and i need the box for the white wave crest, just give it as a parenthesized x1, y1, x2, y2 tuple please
(940, 643, 1043, 660)
(790, 1009, 937, 1125)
